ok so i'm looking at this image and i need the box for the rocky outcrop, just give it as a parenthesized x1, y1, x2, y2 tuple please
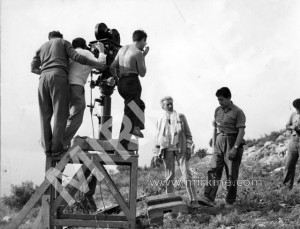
(243, 133, 291, 166)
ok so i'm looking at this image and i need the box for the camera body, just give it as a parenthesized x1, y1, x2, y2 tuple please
(88, 23, 122, 95)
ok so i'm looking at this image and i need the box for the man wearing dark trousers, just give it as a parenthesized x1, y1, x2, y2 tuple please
(110, 30, 149, 143)
(283, 98, 300, 190)
(31, 31, 106, 156)
(198, 87, 246, 207)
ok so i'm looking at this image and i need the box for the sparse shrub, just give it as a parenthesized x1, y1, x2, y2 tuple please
(3, 181, 40, 211)
(194, 148, 208, 159)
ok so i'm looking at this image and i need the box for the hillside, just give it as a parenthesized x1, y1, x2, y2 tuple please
(1, 130, 300, 228)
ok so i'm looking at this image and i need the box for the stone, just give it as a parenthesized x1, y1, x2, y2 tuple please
(3, 216, 12, 222)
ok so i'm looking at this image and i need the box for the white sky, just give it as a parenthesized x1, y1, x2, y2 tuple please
(1, 0, 300, 196)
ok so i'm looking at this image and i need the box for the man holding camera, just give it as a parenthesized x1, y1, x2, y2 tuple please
(63, 38, 107, 149)
(198, 87, 246, 208)
(283, 98, 300, 190)
(153, 96, 198, 206)
(110, 30, 149, 141)
(31, 31, 106, 157)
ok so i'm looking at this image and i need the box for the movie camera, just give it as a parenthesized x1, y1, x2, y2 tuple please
(87, 23, 122, 140)
(88, 23, 121, 96)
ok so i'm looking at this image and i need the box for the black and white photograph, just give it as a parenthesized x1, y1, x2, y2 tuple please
(1, 0, 300, 228)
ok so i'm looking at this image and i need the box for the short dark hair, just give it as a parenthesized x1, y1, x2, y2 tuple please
(216, 87, 231, 99)
(72, 37, 87, 49)
(293, 98, 300, 109)
(48, 31, 63, 40)
(132, 30, 147, 42)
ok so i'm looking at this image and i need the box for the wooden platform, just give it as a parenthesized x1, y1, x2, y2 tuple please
(8, 138, 139, 229)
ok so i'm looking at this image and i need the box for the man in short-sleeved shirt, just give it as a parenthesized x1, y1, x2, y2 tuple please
(283, 98, 300, 189)
(198, 87, 246, 207)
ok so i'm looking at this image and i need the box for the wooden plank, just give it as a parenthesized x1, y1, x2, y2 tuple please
(92, 159, 131, 220)
(148, 201, 188, 219)
(52, 219, 130, 228)
(129, 156, 138, 229)
(8, 152, 71, 229)
(58, 213, 127, 221)
(145, 193, 183, 206)
(73, 137, 139, 151)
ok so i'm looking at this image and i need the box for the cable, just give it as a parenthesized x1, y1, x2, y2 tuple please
(89, 72, 95, 138)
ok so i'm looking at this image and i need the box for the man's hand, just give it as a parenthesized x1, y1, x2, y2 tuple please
(153, 155, 158, 165)
(95, 42, 105, 53)
(209, 138, 213, 147)
(228, 147, 237, 160)
(143, 46, 149, 57)
(186, 148, 192, 161)
(106, 77, 115, 86)
(31, 68, 41, 75)
(99, 64, 107, 71)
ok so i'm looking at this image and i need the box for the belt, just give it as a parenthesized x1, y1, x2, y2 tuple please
(217, 133, 238, 137)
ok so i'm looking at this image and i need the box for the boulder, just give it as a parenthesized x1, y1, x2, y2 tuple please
(2, 216, 12, 222)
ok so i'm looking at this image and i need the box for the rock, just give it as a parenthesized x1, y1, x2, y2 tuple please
(271, 167, 284, 173)
(276, 145, 287, 157)
(276, 135, 285, 142)
(264, 141, 273, 148)
(3, 216, 12, 222)
(259, 155, 281, 165)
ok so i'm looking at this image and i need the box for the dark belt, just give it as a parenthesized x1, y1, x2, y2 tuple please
(217, 133, 238, 137)
(120, 73, 138, 78)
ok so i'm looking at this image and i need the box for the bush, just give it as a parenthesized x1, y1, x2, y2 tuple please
(3, 181, 40, 211)
(194, 148, 208, 159)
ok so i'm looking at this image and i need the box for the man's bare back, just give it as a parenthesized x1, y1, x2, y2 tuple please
(113, 44, 147, 77)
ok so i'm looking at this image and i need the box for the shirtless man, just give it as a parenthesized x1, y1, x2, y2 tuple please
(110, 30, 149, 140)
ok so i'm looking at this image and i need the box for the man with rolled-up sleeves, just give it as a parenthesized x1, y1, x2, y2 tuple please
(198, 87, 246, 208)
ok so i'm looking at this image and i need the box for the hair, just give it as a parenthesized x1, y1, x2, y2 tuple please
(72, 37, 87, 49)
(216, 87, 231, 99)
(160, 96, 173, 108)
(293, 98, 300, 109)
(132, 30, 147, 42)
(48, 31, 63, 40)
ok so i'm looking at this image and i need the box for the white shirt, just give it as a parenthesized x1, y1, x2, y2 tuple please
(68, 48, 106, 86)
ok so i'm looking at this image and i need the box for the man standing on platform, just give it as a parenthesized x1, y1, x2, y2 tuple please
(198, 87, 246, 208)
(283, 98, 300, 190)
(110, 30, 149, 142)
(153, 96, 198, 206)
(63, 38, 107, 149)
(31, 31, 106, 157)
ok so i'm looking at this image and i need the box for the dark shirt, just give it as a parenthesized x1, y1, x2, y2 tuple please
(31, 38, 102, 75)
(213, 102, 246, 134)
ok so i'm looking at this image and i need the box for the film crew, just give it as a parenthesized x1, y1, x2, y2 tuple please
(110, 30, 149, 143)
(283, 98, 300, 190)
(153, 96, 198, 206)
(31, 31, 107, 157)
(198, 87, 246, 208)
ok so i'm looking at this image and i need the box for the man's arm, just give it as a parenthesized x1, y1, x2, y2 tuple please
(31, 50, 41, 75)
(181, 114, 193, 148)
(228, 109, 246, 160)
(63, 40, 106, 70)
(110, 51, 120, 78)
(234, 128, 245, 147)
(286, 113, 295, 131)
(136, 51, 146, 77)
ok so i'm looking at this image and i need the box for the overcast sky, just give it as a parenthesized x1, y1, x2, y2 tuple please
(1, 0, 300, 196)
